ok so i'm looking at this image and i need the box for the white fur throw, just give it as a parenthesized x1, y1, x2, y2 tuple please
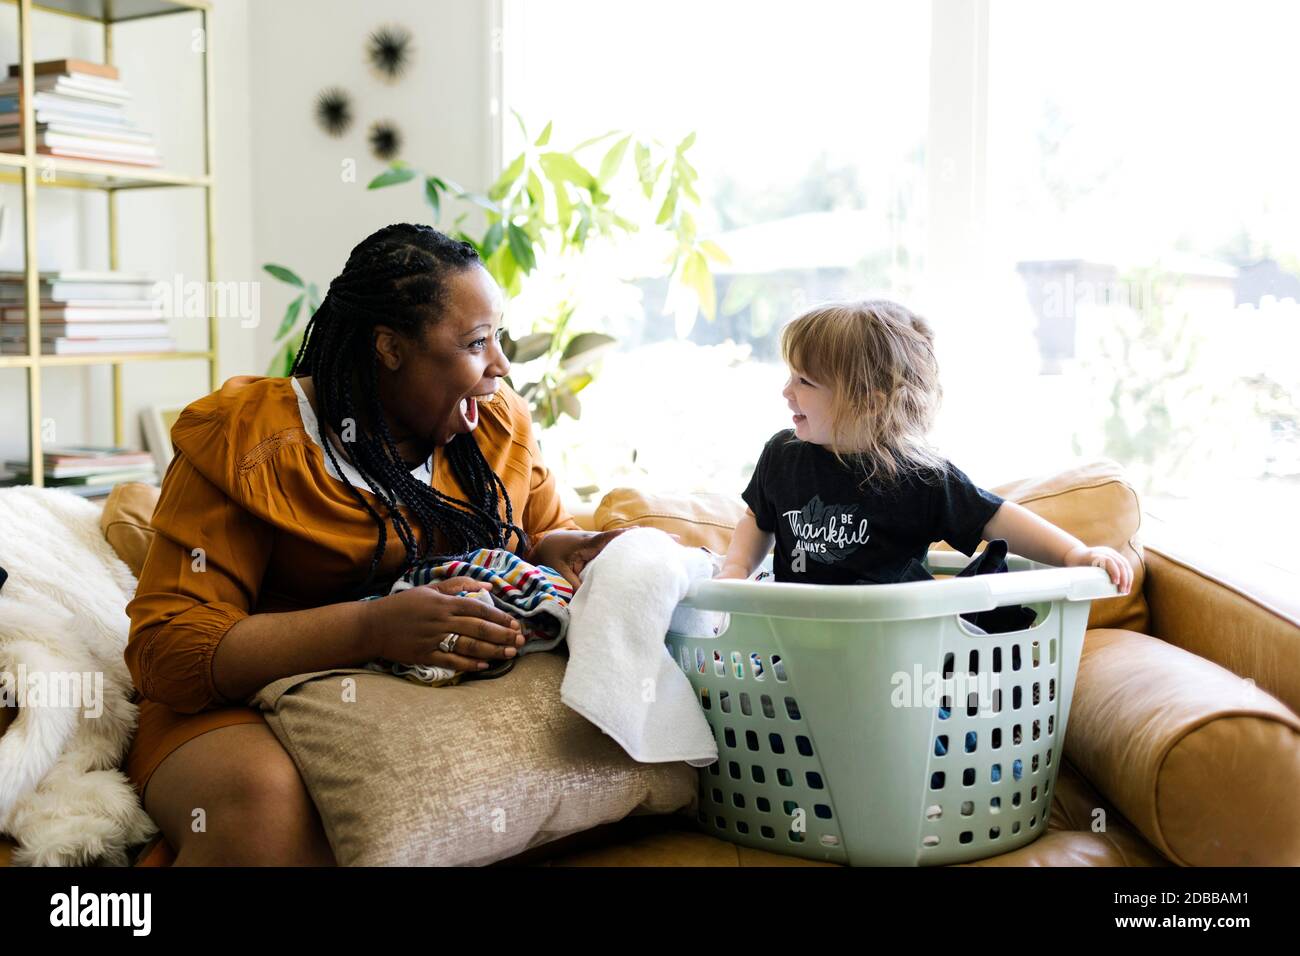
(0, 486, 156, 866)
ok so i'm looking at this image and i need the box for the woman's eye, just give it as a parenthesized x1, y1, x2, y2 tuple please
(799, 377, 813, 387)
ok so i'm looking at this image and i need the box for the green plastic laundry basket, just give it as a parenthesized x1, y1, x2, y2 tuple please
(664, 550, 1117, 866)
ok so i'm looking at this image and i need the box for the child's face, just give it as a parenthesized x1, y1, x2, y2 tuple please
(782, 367, 837, 446)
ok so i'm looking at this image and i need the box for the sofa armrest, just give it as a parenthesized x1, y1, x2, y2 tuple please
(1066, 628, 1300, 866)
(1144, 544, 1300, 716)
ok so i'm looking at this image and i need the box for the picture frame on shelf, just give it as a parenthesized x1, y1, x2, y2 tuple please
(140, 403, 187, 474)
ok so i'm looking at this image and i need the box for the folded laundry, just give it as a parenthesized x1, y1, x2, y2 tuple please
(359, 548, 573, 687)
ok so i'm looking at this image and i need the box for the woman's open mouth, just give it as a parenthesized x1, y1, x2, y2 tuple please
(458, 396, 479, 431)
(792, 413, 807, 425)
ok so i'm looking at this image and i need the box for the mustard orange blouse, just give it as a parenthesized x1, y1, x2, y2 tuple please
(123, 374, 579, 715)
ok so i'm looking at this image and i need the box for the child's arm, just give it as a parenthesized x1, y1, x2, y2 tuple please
(717, 508, 775, 580)
(981, 501, 1133, 594)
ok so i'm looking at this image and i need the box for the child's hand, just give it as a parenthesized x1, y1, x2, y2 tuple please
(1064, 545, 1132, 594)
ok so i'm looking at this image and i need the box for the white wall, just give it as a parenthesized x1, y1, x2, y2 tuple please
(246, 0, 497, 375)
(0, 0, 496, 466)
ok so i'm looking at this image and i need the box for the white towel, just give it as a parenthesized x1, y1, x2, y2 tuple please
(560, 528, 719, 767)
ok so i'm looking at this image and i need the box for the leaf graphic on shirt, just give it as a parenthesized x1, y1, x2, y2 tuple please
(793, 495, 865, 565)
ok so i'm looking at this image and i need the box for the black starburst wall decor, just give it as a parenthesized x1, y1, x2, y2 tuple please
(368, 120, 402, 160)
(313, 87, 353, 137)
(367, 24, 414, 82)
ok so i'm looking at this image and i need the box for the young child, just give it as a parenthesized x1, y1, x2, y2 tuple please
(718, 300, 1133, 592)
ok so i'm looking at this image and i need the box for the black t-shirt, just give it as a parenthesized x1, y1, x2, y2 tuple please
(741, 430, 1006, 585)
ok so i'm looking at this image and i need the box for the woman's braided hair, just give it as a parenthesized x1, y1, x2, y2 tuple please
(289, 222, 528, 600)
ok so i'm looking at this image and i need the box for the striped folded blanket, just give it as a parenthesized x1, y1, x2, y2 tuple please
(361, 548, 574, 687)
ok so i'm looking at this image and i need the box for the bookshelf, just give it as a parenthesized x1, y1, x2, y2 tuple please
(0, 0, 216, 489)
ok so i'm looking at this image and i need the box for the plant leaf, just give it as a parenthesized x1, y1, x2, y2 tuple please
(368, 165, 418, 189)
(681, 249, 716, 321)
(534, 119, 553, 147)
(560, 332, 616, 370)
(634, 142, 654, 198)
(539, 152, 596, 190)
(699, 239, 732, 264)
(507, 222, 537, 273)
(513, 332, 552, 363)
(488, 153, 526, 201)
(481, 220, 505, 260)
(263, 264, 304, 287)
(599, 134, 632, 184)
(275, 294, 304, 340)
(424, 177, 441, 220)
(676, 131, 697, 153)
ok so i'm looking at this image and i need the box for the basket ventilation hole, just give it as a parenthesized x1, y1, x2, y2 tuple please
(740, 693, 752, 717)
(1030, 815, 1037, 828)
(990, 796, 1001, 813)
(1032, 682, 1040, 706)
(749, 654, 766, 681)
(1032, 753, 1040, 773)
(1048, 715, 1054, 735)
(783, 800, 799, 816)
(736, 821, 750, 835)
(708, 761, 720, 776)
(820, 834, 839, 847)
(1013, 686, 1022, 710)
(992, 728, 1002, 749)
(732, 792, 746, 809)
(965, 732, 977, 754)
(719, 691, 731, 714)
(1032, 641, 1040, 667)
(788, 830, 805, 844)
(966, 690, 979, 718)
(1032, 720, 1041, 741)
(968, 649, 978, 673)
(712, 788, 723, 803)
(728, 761, 741, 780)
(771, 655, 788, 682)
(960, 800, 974, 817)
(939, 697, 952, 720)
(806, 771, 824, 790)
(991, 763, 1001, 783)
(1013, 724, 1023, 746)
(730, 651, 744, 679)
(1012, 820, 1021, 834)
(756, 796, 770, 812)
(1049, 639, 1057, 665)
(761, 826, 775, 839)
(1031, 785, 1038, 802)
(959, 831, 973, 845)
(1012, 645, 1022, 672)
(925, 804, 942, 821)
(714, 816, 727, 830)
(1046, 747, 1053, 767)
(700, 688, 711, 710)
(934, 735, 948, 757)
(993, 647, 1002, 673)
(922, 835, 940, 848)
(746, 730, 760, 752)
(942, 653, 954, 679)
(777, 768, 793, 787)
(769, 734, 786, 755)
(1049, 679, 1056, 702)
(963, 767, 975, 786)
(724, 727, 736, 748)
(1012, 791, 1022, 808)
(795, 735, 814, 757)
(1013, 759, 1023, 781)
(930, 772, 945, 791)
(761, 694, 775, 719)
(713, 651, 725, 678)
(695, 648, 706, 674)
(814, 804, 833, 820)
(989, 826, 1001, 839)
(784, 697, 801, 720)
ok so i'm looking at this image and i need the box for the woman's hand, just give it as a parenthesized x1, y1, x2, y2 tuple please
(1064, 544, 1133, 594)
(363, 576, 523, 673)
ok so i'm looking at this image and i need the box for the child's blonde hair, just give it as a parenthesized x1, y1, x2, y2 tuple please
(780, 299, 947, 483)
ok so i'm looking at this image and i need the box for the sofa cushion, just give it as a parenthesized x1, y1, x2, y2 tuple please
(1066, 628, 1300, 866)
(99, 481, 161, 579)
(596, 459, 1148, 633)
(250, 652, 699, 866)
(594, 488, 746, 553)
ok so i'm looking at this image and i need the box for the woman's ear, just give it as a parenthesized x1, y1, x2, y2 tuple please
(372, 325, 403, 371)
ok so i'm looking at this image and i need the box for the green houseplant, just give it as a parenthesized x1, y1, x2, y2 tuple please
(264, 116, 727, 428)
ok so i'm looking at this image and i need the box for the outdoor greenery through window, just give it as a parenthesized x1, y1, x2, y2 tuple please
(502, 0, 1300, 578)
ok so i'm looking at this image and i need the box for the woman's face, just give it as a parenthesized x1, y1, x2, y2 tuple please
(782, 366, 837, 446)
(374, 264, 511, 455)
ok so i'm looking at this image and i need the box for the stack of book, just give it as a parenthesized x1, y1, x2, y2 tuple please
(1, 445, 158, 497)
(0, 269, 174, 355)
(0, 58, 161, 167)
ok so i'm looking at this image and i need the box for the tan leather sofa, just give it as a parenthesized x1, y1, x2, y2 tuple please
(3, 459, 1298, 867)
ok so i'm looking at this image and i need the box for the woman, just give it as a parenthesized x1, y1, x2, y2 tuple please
(123, 223, 624, 865)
